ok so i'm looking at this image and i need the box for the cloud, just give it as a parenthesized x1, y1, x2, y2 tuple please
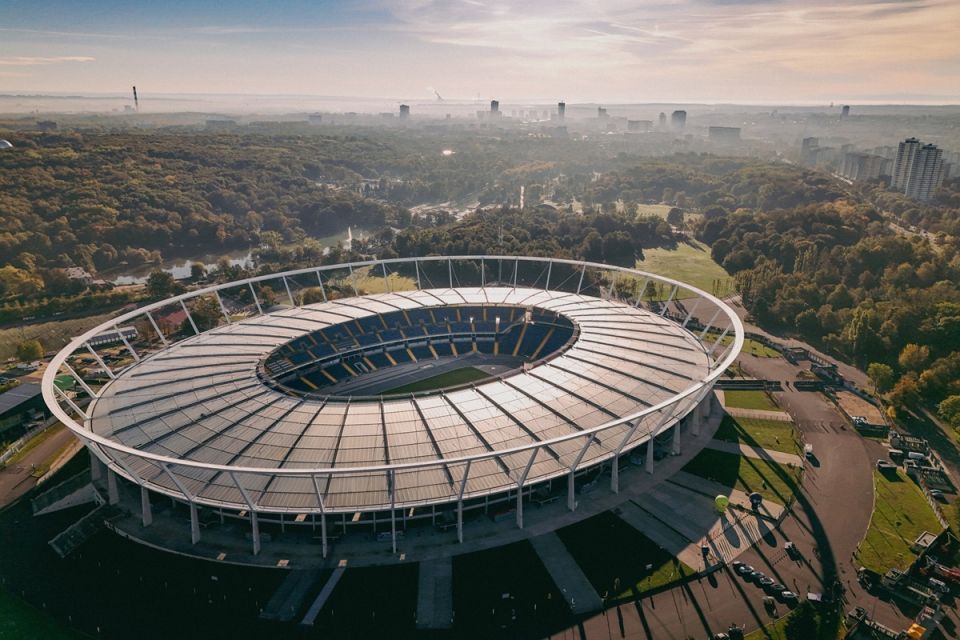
(0, 56, 96, 66)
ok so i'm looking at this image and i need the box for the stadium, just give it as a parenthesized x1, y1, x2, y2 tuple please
(42, 256, 742, 567)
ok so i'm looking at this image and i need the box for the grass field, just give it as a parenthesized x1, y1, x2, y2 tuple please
(704, 333, 781, 358)
(714, 415, 800, 455)
(382, 366, 490, 394)
(0, 588, 83, 639)
(683, 448, 802, 506)
(723, 390, 780, 411)
(634, 203, 674, 219)
(0, 312, 117, 360)
(555, 512, 693, 600)
(856, 469, 943, 573)
(637, 240, 733, 299)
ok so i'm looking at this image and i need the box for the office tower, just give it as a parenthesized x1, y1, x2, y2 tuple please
(658, 112, 666, 128)
(892, 138, 944, 201)
(597, 106, 608, 118)
(841, 105, 850, 117)
(557, 101, 565, 121)
(490, 100, 499, 113)
(399, 104, 410, 119)
(839, 152, 884, 181)
(670, 110, 687, 130)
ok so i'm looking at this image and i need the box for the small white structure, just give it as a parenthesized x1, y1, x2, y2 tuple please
(0, 139, 13, 150)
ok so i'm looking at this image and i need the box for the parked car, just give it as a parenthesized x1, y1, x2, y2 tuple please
(767, 583, 787, 594)
(735, 564, 753, 576)
(758, 576, 775, 589)
(929, 489, 945, 501)
(779, 590, 799, 602)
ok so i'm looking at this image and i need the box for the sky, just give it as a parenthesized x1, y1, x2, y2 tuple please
(1, 0, 959, 104)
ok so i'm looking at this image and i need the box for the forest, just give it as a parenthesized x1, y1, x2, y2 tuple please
(3, 126, 960, 430)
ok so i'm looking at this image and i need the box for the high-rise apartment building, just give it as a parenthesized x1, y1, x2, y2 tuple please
(892, 138, 944, 201)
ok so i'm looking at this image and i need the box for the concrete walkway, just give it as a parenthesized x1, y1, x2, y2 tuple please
(530, 531, 602, 615)
(706, 439, 803, 466)
(416, 556, 453, 630)
(668, 470, 784, 521)
(724, 407, 793, 422)
(300, 563, 346, 626)
(260, 569, 322, 622)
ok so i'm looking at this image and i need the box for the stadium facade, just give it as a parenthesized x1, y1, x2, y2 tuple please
(43, 256, 742, 565)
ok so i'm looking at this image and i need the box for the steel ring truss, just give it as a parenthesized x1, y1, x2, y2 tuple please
(43, 256, 743, 552)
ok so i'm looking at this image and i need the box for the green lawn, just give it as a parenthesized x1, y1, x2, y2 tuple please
(682, 448, 802, 506)
(636, 240, 733, 299)
(382, 366, 490, 394)
(724, 390, 780, 411)
(0, 588, 85, 639)
(705, 333, 781, 358)
(634, 203, 674, 219)
(856, 469, 943, 574)
(554, 512, 694, 601)
(713, 415, 800, 455)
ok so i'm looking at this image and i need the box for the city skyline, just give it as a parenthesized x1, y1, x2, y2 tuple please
(1, 0, 960, 104)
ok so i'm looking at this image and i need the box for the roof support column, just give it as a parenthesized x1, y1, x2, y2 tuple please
(114, 323, 140, 362)
(682, 296, 701, 328)
(190, 503, 200, 544)
(389, 470, 397, 555)
(141, 486, 153, 527)
(611, 410, 672, 492)
(160, 463, 200, 544)
(708, 326, 730, 357)
(89, 449, 104, 482)
(480, 258, 485, 288)
(84, 343, 115, 379)
(348, 264, 359, 297)
(516, 449, 538, 529)
(230, 471, 260, 556)
(634, 278, 649, 307)
(282, 276, 296, 307)
(180, 300, 200, 335)
(660, 285, 678, 316)
(576, 264, 586, 294)
(311, 475, 328, 559)
(513, 258, 519, 289)
(544, 261, 552, 291)
(214, 291, 232, 324)
(146, 311, 169, 346)
(448, 258, 453, 289)
(698, 308, 722, 341)
(457, 460, 472, 544)
(672, 422, 682, 456)
(106, 467, 119, 505)
(567, 435, 595, 511)
(248, 282, 264, 315)
(54, 384, 87, 420)
(414, 259, 421, 290)
(315, 270, 328, 302)
(382, 261, 391, 293)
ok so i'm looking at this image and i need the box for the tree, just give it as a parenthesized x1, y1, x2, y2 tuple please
(300, 287, 326, 305)
(784, 601, 819, 640)
(16, 339, 43, 361)
(190, 262, 206, 281)
(601, 231, 636, 267)
(867, 363, 895, 393)
(887, 373, 921, 409)
(939, 396, 960, 430)
(898, 343, 930, 372)
(146, 270, 178, 299)
(666, 207, 684, 227)
(795, 309, 820, 339)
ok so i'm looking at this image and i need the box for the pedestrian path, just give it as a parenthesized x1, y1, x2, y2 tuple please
(530, 532, 603, 615)
(615, 501, 703, 568)
(300, 562, 346, 626)
(705, 439, 803, 466)
(416, 556, 453, 630)
(668, 470, 784, 521)
(260, 569, 323, 622)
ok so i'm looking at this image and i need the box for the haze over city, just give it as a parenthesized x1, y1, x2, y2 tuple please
(2, 0, 960, 104)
